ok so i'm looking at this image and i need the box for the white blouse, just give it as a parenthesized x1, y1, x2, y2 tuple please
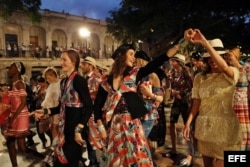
(41, 80, 60, 108)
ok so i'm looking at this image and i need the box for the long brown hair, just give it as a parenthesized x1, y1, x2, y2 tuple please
(110, 44, 135, 78)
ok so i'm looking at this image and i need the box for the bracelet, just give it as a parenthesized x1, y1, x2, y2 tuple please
(75, 126, 83, 133)
(98, 125, 106, 132)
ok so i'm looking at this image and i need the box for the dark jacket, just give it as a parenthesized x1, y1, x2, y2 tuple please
(94, 53, 169, 122)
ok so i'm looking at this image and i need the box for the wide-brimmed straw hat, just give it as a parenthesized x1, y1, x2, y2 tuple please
(202, 38, 226, 57)
(171, 54, 186, 64)
(80, 56, 96, 68)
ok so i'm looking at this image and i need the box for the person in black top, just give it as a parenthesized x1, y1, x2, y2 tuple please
(34, 50, 93, 167)
(93, 44, 180, 166)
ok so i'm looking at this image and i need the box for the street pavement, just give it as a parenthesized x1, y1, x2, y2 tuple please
(0, 102, 204, 167)
(152, 103, 204, 167)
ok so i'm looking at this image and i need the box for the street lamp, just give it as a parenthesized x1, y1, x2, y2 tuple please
(79, 28, 90, 49)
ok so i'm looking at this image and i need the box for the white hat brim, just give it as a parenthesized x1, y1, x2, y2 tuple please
(202, 50, 226, 58)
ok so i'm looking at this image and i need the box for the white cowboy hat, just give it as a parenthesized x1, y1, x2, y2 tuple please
(202, 38, 226, 57)
(80, 56, 96, 68)
(171, 53, 186, 64)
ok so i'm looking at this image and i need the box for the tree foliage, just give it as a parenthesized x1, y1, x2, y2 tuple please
(0, 0, 42, 23)
(106, 0, 250, 55)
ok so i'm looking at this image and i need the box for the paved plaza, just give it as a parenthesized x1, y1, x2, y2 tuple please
(0, 104, 204, 167)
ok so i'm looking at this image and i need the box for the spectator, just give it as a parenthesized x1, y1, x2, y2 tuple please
(13, 44, 18, 57)
(21, 43, 26, 57)
(6, 43, 11, 57)
(46, 46, 50, 58)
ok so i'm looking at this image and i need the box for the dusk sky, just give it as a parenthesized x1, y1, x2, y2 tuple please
(40, 0, 121, 20)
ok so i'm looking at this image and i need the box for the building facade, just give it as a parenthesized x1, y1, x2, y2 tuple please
(0, 9, 117, 84)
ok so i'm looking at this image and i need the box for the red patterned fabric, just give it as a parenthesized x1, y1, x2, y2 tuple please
(56, 71, 83, 164)
(233, 64, 250, 150)
(0, 92, 10, 125)
(4, 80, 30, 137)
(86, 72, 106, 150)
(99, 67, 153, 166)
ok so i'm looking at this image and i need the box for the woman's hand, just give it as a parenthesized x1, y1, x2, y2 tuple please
(153, 101, 161, 108)
(98, 124, 107, 140)
(139, 84, 152, 97)
(74, 132, 85, 146)
(100, 129, 107, 140)
(3, 104, 10, 110)
(96, 120, 107, 140)
(171, 89, 181, 99)
(33, 109, 45, 121)
(184, 28, 208, 47)
(183, 125, 191, 141)
(184, 28, 194, 42)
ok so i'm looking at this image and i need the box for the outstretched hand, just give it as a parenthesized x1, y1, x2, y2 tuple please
(184, 28, 208, 46)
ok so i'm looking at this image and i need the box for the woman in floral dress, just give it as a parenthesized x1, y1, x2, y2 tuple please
(94, 44, 179, 167)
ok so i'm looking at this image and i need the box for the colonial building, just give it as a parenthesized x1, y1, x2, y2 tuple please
(0, 9, 116, 83)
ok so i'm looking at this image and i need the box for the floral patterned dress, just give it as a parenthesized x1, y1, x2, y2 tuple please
(100, 67, 153, 167)
(87, 72, 106, 150)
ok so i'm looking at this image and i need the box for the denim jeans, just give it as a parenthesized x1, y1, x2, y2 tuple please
(142, 120, 155, 138)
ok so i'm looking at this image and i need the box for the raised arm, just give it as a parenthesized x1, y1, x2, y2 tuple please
(184, 28, 234, 78)
(136, 44, 180, 83)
